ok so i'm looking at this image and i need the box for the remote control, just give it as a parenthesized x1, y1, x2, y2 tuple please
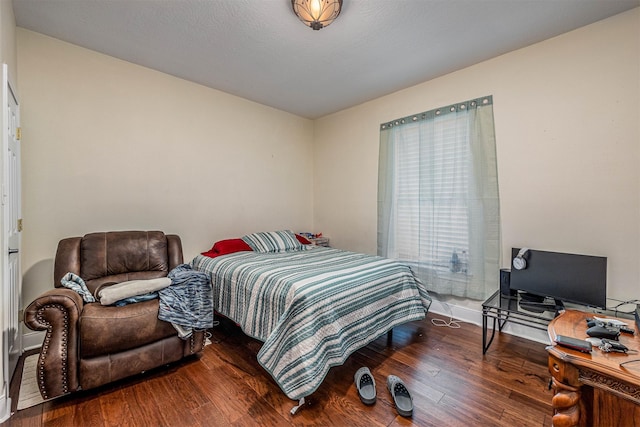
(619, 325, 635, 335)
(587, 317, 634, 334)
(555, 335, 592, 353)
(594, 316, 627, 327)
(599, 338, 628, 353)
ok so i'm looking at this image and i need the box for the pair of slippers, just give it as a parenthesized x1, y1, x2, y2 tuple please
(354, 367, 413, 417)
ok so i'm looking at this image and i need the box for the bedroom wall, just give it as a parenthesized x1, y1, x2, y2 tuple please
(313, 9, 640, 320)
(17, 29, 314, 312)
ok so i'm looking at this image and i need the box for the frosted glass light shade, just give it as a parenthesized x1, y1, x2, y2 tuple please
(291, 0, 343, 30)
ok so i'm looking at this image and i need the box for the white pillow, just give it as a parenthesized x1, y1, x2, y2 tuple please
(241, 230, 303, 253)
(99, 277, 171, 305)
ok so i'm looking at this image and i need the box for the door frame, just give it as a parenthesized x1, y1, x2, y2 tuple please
(1, 62, 21, 422)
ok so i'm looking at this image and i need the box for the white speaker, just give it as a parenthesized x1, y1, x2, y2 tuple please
(513, 248, 529, 270)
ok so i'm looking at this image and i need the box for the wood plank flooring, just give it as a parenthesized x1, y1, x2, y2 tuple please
(3, 312, 553, 426)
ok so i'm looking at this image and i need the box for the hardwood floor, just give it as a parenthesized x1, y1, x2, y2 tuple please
(3, 312, 553, 426)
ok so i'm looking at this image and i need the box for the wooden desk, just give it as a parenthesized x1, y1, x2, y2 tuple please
(547, 310, 640, 427)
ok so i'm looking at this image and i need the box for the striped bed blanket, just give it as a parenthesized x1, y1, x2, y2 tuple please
(191, 246, 431, 400)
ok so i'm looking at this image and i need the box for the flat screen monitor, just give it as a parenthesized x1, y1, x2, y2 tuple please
(509, 248, 607, 309)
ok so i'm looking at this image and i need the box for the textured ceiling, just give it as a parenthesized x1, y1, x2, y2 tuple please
(12, 0, 639, 119)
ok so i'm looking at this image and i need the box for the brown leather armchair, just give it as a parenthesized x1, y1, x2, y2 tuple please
(24, 231, 206, 400)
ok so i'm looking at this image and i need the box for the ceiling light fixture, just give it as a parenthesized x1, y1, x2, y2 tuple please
(291, 0, 343, 31)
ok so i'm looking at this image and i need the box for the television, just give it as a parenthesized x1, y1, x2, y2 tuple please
(509, 248, 607, 310)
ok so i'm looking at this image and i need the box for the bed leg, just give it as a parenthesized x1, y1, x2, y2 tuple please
(290, 397, 306, 415)
(387, 329, 393, 346)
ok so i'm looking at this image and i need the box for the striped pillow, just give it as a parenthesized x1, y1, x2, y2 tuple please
(242, 230, 304, 253)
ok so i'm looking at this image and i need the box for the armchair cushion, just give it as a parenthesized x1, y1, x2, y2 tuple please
(77, 231, 171, 295)
(97, 277, 171, 305)
(79, 299, 177, 358)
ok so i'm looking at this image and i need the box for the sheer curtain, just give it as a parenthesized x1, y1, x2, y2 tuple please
(378, 96, 500, 300)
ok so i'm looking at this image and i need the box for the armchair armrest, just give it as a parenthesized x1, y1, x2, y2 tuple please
(24, 288, 84, 399)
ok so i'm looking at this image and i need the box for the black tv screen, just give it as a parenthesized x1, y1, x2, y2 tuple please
(509, 248, 607, 309)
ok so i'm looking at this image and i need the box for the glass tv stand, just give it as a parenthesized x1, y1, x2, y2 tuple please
(482, 290, 636, 354)
(481, 290, 559, 354)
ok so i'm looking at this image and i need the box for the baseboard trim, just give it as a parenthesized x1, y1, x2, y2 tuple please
(22, 330, 45, 351)
(428, 299, 483, 326)
(0, 383, 10, 423)
(428, 297, 550, 345)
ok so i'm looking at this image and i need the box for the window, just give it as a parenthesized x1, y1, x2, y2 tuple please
(378, 96, 500, 299)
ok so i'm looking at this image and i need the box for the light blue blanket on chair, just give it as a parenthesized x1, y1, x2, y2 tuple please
(60, 272, 96, 303)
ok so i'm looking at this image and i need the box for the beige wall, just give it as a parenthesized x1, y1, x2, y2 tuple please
(314, 9, 640, 305)
(1, 0, 16, 79)
(18, 29, 315, 306)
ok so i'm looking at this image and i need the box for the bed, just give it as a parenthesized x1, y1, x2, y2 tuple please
(190, 230, 431, 402)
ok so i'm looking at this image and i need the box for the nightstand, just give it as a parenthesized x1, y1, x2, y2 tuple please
(308, 237, 330, 247)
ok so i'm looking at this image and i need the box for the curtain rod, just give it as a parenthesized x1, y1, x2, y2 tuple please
(380, 95, 493, 131)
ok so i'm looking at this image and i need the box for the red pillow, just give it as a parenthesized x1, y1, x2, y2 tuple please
(200, 248, 217, 258)
(201, 238, 252, 258)
(200, 249, 218, 258)
(215, 238, 252, 254)
(295, 234, 312, 245)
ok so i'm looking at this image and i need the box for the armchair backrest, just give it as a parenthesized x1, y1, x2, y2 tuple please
(54, 231, 183, 295)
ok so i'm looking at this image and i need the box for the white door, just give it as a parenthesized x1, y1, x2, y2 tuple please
(2, 63, 21, 381)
